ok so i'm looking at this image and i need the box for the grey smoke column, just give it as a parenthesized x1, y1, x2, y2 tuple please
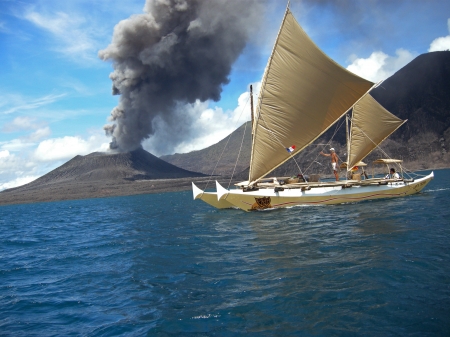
(99, 0, 265, 152)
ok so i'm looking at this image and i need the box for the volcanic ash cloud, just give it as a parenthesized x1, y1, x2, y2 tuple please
(99, 0, 265, 153)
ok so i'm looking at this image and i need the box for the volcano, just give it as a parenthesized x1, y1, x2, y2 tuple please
(162, 51, 450, 176)
(26, 147, 205, 186)
(0, 148, 208, 205)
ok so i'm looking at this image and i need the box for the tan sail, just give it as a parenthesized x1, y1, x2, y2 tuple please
(347, 93, 406, 169)
(248, 8, 373, 185)
(193, 6, 435, 212)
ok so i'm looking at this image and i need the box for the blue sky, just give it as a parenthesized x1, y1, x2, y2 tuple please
(1, 0, 449, 190)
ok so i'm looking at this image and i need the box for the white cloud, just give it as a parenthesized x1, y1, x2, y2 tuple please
(33, 135, 109, 162)
(346, 49, 415, 82)
(0, 149, 14, 167)
(28, 127, 51, 142)
(0, 93, 66, 115)
(0, 138, 36, 152)
(0, 176, 39, 191)
(347, 17, 450, 81)
(1, 116, 50, 141)
(0, 150, 34, 190)
(23, 9, 102, 63)
(429, 18, 450, 52)
(0, 130, 111, 190)
(143, 82, 260, 156)
(2, 116, 37, 131)
(0, 150, 10, 159)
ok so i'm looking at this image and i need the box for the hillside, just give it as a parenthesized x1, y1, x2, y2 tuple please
(1, 52, 449, 206)
(0, 148, 207, 205)
(160, 122, 252, 176)
(18, 147, 205, 188)
(162, 51, 450, 178)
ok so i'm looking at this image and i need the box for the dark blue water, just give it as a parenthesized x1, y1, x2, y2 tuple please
(1, 170, 449, 336)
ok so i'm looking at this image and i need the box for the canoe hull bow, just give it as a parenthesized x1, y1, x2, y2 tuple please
(191, 182, 233, 209)
(213, 172, 434, 211)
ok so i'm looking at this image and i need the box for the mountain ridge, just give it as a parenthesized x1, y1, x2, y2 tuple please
(1, 52, 450, 205)
(161, 51, 450, 177)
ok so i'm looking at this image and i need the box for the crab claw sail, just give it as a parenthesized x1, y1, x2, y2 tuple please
(248, 8, 374, 185)
(346, 93, 406, 169)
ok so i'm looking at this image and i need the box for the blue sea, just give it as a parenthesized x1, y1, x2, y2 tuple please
(1, 170, 449, 336)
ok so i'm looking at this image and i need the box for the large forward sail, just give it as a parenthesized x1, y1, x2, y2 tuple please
(248, 8, 374, 185)
(346, 93, 406, 169)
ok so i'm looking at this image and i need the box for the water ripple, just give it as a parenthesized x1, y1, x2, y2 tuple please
(0, 170, 449, 336)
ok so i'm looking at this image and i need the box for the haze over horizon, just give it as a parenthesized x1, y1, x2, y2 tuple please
(1, 0, 450, 190)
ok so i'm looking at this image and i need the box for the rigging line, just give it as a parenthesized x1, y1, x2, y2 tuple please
(201, 95, 251, 193)
(303, 117, 345, 174)
(350, 120, 393, 160)
(303, 118, 346, 178)
(349, 120, 414, 178)
(248, 8, 291, 182)
(227, 119, 249, 189)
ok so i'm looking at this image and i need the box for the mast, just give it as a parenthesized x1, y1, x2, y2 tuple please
(346, 113, 350, 169)
(247, 9, 373, 185)
(250, 85, 254, 140)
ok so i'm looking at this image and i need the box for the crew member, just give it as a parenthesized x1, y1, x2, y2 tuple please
(385, 168, 400, 179)
(320, 148, 339, 181)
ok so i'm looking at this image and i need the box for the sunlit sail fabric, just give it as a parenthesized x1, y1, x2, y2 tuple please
(347, 93, 405, 169)
(248, 9, 373, 184)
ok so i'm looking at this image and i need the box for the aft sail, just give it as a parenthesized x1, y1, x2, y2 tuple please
(193, 6, 435, 212)
(248, 8, 374, 185)
(346, 93, 406, 169)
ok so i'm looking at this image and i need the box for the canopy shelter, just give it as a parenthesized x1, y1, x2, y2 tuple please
(373, 159, 403, 164)
(340, 161, 367, 169)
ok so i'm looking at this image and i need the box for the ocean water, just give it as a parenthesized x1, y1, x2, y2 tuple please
(1, 170, 449, 336)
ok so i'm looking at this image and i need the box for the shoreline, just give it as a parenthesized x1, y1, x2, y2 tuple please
(0, 167, 445, 207)
(0, 176, 226, 207)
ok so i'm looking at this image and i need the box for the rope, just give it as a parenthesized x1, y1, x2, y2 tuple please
(303, 116, 346, 174)
(227, 118, 249, 189)
(348, 118, 428, 180)
(200, 95, 251, 193)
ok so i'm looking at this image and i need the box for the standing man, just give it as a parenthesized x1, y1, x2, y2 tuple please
(320, 148, 339, 181)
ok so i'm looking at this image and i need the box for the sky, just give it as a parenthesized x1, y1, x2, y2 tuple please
(1, 0, 449, 190)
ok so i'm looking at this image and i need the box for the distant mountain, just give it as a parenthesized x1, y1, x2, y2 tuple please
(160, 122, 252, 176)
(370, 51, 450, 162)
(162, 51, 450, 177)
(8, 148, 205, 191)
(2, 52, 449, 206)
(372, 51, 450, 135)
(0, 147, 207, 205)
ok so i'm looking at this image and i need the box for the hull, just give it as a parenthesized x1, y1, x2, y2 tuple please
(197, 172, 433, 212)
(192, 182, 233, 209)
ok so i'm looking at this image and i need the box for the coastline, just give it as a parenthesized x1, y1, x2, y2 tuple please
(0, 176, 226, 207)
(0, 166, 446, 207)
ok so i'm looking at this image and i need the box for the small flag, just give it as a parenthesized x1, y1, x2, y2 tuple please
(286, 145, 296, 153)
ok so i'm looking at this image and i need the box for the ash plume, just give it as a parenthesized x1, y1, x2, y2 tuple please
(99, 0, 265, 153)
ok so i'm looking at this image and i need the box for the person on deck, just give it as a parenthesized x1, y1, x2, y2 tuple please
(320, 148, 339, 181)
(385, 168, 400, 179)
